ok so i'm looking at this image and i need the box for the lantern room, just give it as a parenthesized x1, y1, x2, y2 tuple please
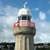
(14, 2, 35, 28)
(18, 2, 32, 21)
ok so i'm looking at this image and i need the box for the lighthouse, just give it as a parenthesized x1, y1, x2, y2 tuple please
(13, 2, 36, 50)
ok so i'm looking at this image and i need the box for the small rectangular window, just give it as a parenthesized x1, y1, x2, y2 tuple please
(22, 16, 26, 20)
(28, 16, 30, 21)
(18, 17, 21, 20)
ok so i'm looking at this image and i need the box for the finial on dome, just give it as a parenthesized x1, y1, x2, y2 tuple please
(24, 2, 27, 8)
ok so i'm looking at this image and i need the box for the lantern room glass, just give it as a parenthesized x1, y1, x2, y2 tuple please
(22, 16, 26, 20)
(18, 15, 31, 21)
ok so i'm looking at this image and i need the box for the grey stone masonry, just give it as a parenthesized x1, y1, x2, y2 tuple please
(13, 26, 36, 36)
(13, 26, 36, 50)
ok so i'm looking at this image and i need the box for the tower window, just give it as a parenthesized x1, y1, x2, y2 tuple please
(18, 16, 31, 21)
(22, 16, 26, 20)
(18, 17, 21, 20)
(28, 16, 30, 21)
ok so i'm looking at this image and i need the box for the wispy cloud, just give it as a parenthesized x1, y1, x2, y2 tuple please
(48, 9, 50, 14)
(48, 0, 50, 4)
(0, 2, 2, 5)
(32, 8, 39, 11)
(39, 11, 46, 20)
(38, 1, 42, 6)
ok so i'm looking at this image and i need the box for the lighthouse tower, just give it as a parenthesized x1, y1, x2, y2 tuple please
(13, 2, 36, 50)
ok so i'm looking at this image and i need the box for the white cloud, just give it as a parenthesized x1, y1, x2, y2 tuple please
(39, 11, 46, 20)
(34, 33, 42, 43)
(40, 21, 46, 28)
(40, 33, 50, 43)
(33, 18, 50, 43)
(32, 8, 39, 11)
(0, 5, 19, 42)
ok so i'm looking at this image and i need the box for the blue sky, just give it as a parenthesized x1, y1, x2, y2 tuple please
(0, 0, 50, 43)
(0, 0, 50, 21)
